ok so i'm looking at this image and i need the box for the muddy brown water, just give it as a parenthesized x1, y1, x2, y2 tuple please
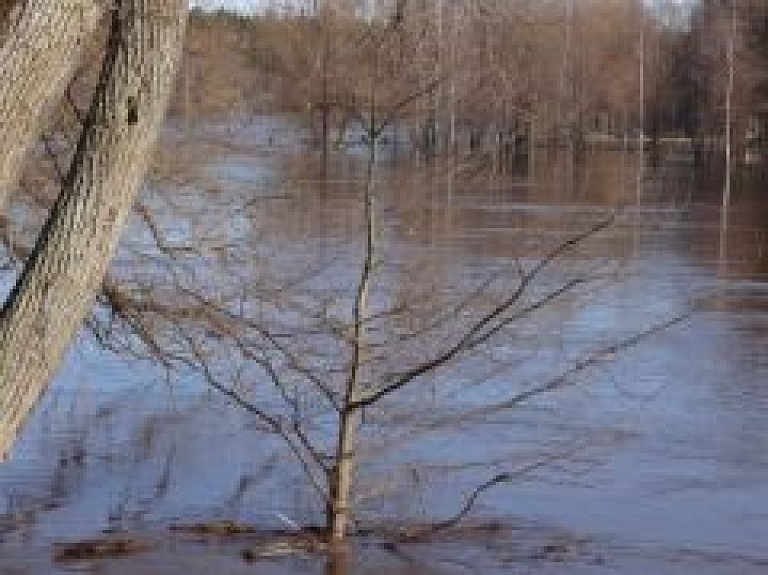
(0, 130, 767, 573)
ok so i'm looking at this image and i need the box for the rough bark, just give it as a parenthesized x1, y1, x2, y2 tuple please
(0, 0, 187, 458)
(0, 0, 21, 36)
(0, 0, 106, 210)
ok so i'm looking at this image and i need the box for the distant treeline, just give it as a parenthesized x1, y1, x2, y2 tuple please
(2, 1, 767, 152)
(179, 1, 767, 153)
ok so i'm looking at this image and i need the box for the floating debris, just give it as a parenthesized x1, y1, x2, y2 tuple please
(52, 536, 151, 563)
(169, 520, 256, 536)
(241, 535, 327, 562)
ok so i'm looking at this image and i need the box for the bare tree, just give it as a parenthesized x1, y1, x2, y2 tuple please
(94, 10, 690, 551)
(0, 0, 694, 551)
(720, 0, 736, 266)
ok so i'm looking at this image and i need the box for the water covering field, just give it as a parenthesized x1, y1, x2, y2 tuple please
(1, 123, 767, 573)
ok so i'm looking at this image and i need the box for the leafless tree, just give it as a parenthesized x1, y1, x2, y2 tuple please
(81, 8, 691, 550)
(0, 0, 695, 552)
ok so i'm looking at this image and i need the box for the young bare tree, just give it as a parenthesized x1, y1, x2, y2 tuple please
(0, 1, 692, 556)
(87, 6, 690, 552)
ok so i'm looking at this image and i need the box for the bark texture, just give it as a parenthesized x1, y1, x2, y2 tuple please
(0, 0, 187, 458)
(0, 0, 105, 210)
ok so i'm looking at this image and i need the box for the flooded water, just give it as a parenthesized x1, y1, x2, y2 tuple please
(1, 121, 767, 573)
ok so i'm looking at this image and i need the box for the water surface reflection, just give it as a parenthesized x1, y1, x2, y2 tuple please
(1, 136, 767, 573)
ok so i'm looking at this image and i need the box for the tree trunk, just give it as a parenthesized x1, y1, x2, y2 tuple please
(328, 143, 377, 542)
(719, 2, 736, 272)
(0, 0, 105, 210)
(0, 0, 187, 459)
(328, 408, 359, 542)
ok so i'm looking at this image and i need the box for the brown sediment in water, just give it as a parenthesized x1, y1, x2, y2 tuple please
(52, 536, 151, 563)
(168, 521, 330, 560)
(169, 519, 257, 536)
(241, 534, 328, 562)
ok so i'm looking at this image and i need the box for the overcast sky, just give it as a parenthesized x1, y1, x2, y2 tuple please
(191, 0, 265, 13)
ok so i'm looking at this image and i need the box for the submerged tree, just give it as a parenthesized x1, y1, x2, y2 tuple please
(0, 0, 692, 554)
(82, 8, 691, 550)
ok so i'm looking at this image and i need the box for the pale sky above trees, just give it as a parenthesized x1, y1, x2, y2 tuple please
(192, 0, 260, 10)
(195, 0, 696, 16)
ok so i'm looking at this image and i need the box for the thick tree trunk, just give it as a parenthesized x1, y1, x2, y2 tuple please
(0, 0, 105, 210)
(0, 0, 187, 458)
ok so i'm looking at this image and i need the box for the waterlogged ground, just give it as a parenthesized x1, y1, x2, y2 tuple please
(0, 122, 767, 573)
